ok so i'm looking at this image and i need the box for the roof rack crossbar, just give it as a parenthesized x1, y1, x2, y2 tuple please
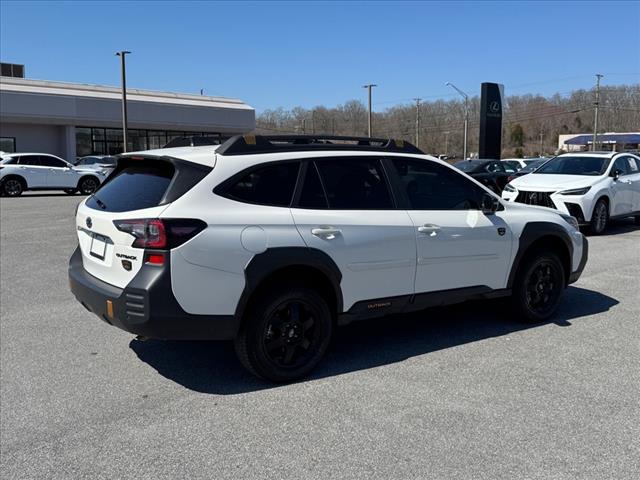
(216, 134, 423, 155)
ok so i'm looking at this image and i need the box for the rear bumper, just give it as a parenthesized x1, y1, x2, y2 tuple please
(568, 235, 588, 284)
(68, 246, 239, 340)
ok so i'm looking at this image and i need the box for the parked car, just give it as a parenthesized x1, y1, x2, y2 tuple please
(453, 159, 517, 193)
(74, 155, 118, 173)
(507, 158, 550, 182)
(502, 152, 640, 234)
(0, 152, 109, 196)
(69, 135, 587, 382)
(502, 160, 525, 172)
(163, 136, 221, 148)
(503, 157, 549, 169)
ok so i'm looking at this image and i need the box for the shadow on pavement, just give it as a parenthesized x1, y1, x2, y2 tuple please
(130, 286, 619, 395)
(582, 217, 639, 237)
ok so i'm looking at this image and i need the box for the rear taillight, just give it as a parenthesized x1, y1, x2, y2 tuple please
(113, 218, 206, 249)
(507, 175, 516, 182)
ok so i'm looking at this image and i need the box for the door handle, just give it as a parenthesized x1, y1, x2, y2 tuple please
(418, 224, 441, 234)
(311, 226, 341, 239)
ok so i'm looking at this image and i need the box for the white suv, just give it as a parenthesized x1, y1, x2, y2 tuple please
(502, 152, 640, 234)
(69, 135, 588, 382)
(0, 153, 108, 196)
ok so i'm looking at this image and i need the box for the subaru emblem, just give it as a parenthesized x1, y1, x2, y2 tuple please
(86, 217, 92, 229)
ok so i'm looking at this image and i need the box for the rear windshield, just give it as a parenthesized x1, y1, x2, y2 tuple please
(86, 164, 175, 212)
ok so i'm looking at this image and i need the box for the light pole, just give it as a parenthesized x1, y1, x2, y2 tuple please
(592, 74, 603, 151)
(363, 84, 377, 137)
(413, 98, 421, 148)
(445, 82, 469, 159)
(116, 51, 131, 152)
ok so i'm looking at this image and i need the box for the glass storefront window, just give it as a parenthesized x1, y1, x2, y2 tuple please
(76, 127, 222, 155)
(0, 137, 17, 153)
(75, 128, 92, 157)
(128, 129, 148, 152)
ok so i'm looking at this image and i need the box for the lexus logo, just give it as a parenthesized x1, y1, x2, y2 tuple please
(86, 217, 92, 229)
(489, 101, 500, 113)
(529, 193, 538, 203)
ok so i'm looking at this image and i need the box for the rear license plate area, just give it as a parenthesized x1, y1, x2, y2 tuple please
(90, 234, 107, 260)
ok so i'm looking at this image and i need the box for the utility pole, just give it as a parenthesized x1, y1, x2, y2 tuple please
(363, 84, 377, 137)
(592, 74, 603, 151)
(539, 129, 544, 156)
(301, 118, 306, 134)
(445, 82, 469, 159)
(115, 51, 131, 152)
(413, 98, 421, 148)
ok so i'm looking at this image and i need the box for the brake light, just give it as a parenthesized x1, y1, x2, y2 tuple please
(113, 218, 206, 249)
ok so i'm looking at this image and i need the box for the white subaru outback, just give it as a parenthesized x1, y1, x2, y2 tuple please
(69, 135, 588, 382)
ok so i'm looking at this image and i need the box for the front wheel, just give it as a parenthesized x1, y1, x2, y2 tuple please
(234, 287, 333, 382)
(78, 177, 99, 195)
(511, 251, 565, 323)
(589, 199, 609, 235)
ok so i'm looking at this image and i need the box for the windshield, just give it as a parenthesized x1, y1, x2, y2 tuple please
(535, 156, 609, 176)
(455, 161, 483, 172)
(520, 159, 547, 173)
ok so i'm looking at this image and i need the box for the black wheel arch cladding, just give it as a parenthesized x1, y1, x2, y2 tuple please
(507, 222, 574, 289)
(235, 247, 344, 320)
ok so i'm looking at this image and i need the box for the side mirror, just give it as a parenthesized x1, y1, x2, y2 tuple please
(611, 169, 622, 180)
(481, 192, 500, 215)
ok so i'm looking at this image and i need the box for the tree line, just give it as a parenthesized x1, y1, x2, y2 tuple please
(255, 84, 640, 158)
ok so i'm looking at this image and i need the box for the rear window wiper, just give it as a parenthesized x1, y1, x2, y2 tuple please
(94, 197, 107, 210)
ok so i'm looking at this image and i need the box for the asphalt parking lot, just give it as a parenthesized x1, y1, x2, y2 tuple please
(1, 193, 639, 480)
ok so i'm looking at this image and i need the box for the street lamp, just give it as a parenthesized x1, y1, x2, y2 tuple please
(115, 51, 131, 152)
(445, 82, 469, 160)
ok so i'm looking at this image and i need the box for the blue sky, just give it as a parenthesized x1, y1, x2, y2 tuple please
(1, 1, 638, 112)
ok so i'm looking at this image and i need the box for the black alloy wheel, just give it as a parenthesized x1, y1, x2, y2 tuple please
(2, 179, 24, 196)
(589, 199, 608, 235)
(235, 287, 333, 382)
(512, 251, 565, 322)
(79, 177, 98, 195)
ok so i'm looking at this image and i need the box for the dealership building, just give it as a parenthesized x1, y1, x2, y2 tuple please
(0, 71, 255, 160)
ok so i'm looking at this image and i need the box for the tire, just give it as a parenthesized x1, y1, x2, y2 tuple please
(78, 176, 99, 195)
(234, 287, 333, 382)
(1, 177, 25, 197)
(634, 216, 640, 226)
(64, 188, 78, 195)
(511, 250, 565, 323)
(589, 198, 609, 235)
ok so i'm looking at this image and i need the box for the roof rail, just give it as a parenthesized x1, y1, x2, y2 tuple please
(216, 134, 423, 156)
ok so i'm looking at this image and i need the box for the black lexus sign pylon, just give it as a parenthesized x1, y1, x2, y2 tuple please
(479, 82, 504, 159)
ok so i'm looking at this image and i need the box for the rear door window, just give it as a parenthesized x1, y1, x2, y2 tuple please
(314, 158, 393, 209)
(296, 163, 328, 209)
(39, 156, 67, 168)
(18, 155, 41, 166)
(86, 163, 175, 212)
